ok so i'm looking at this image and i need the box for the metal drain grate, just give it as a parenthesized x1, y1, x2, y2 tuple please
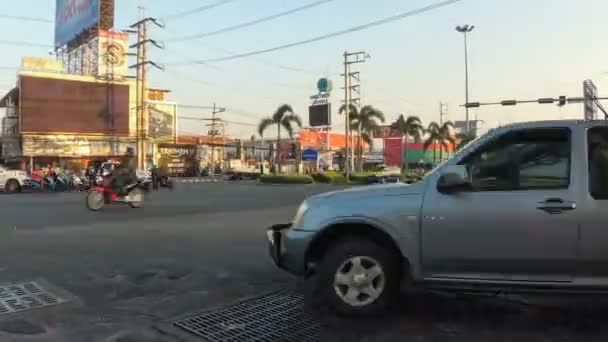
(0, 281, 67, 315)
(174, 291, 320, 342)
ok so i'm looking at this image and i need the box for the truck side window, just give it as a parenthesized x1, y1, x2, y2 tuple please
(459, 128, 571, 192)
(588, 127, 608, 200)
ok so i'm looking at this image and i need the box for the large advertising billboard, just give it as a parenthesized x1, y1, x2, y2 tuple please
(55, 0, 100, 48)
(20, 76, 130, 135)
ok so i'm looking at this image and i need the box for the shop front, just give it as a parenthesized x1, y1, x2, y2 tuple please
(6, 134, 137, 172)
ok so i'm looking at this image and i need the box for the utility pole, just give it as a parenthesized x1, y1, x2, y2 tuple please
(128, 8, 164, 169)
(205, 103, 226, 176)
(342, 51, 369, 179)
(439, 102, 448, 125)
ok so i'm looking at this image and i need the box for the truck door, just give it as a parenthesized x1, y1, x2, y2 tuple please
(421, 127, 579, 282)
(578, 125, 608, 282)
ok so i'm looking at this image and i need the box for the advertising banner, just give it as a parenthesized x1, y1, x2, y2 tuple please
(55, 0, 100, 48)
(98, 29, 128, 77)
(148, 102, 177, 142)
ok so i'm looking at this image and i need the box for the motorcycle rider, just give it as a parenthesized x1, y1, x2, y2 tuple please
(112, 151, 138, 196)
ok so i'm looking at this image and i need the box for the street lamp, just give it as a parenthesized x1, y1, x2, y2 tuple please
(456, 24, 475, 136)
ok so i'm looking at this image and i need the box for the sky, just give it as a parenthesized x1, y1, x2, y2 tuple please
(1, 0, 608, 139)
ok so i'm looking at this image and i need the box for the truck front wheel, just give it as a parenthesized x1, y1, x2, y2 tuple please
(315, 237, 400, 316)
(5, 179, 21, 193)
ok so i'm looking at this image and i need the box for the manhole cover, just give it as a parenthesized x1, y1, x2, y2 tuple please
(0, 281, 67, 315)
(174, 291, 320, 342)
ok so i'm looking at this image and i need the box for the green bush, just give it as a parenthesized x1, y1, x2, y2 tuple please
(349, 172, 375, 184)
(312, 171, 347, 184)
(259, 174, 314, 184)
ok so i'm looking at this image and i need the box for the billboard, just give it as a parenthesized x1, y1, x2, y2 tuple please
(309, 104, 331, 127)
(55, 0, 100, 48)
(20, 76, 130, 135)
(148, 102, 177, 141)
(98, 30, 128, 77)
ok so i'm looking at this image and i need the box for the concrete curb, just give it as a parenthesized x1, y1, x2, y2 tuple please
(173, 178, 221, 183)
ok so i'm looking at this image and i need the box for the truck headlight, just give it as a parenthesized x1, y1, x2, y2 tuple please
(292, 201, 309, 227)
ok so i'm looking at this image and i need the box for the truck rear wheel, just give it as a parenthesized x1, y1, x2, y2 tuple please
(315, 237, 400, 316)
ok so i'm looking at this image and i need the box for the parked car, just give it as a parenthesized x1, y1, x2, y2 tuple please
(0, 165, 30, 192)
(267, 119, 608, 316)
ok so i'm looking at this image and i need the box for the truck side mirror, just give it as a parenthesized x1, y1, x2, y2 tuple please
(437, 165, 472, 194)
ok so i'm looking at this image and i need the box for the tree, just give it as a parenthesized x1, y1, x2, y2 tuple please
(437, 121, 456, 161)
(423, 122, 441, 164)
(391, 115, 423, 177)
(345, 105, 385, 171)
(258, 104, 302, 174)
(455, 132, 476, 150)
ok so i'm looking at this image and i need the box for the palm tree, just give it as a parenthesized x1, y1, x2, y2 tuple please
(258, 104, 302, 174)
(391, 115, 423, 177)
(348, 105, 385, 171)
(437, 121, 455, 161)
(423, 122, 441, 164)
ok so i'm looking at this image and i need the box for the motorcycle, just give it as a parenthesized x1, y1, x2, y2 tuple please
(86, 175, 144, 211)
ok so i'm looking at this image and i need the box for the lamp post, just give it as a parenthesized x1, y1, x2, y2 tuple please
(456, 24, 475, 136)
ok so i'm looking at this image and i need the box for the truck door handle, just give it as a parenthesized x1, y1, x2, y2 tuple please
(537, 198, 576, 214)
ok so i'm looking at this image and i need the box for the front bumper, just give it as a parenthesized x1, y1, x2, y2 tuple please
(266, 223, 315, 276)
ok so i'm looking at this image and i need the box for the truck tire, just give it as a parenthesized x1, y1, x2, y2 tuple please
(315, 237, 400, 316)
(5, 179, 21, 193)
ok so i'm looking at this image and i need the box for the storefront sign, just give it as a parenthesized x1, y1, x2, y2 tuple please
(21, 56, 64, 73)
(301, 148, 318, 161)
(22, 135, 134, 157)
(372, 125, 402, 139)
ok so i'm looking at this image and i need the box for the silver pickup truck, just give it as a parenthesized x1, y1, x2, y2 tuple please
(267, 119, 608, 315)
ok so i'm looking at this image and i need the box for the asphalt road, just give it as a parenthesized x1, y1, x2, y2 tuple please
(0, 182, 606, 341)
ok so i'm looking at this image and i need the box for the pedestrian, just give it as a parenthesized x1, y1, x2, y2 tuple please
(151, 165, 159, 190)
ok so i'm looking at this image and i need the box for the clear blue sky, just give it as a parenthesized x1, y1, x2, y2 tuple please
(1, 0, 607, 138)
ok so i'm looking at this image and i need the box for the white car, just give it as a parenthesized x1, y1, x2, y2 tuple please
(0, 166, 30, 192)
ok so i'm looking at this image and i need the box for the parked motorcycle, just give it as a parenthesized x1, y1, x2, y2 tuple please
(86, 176, 144, 211)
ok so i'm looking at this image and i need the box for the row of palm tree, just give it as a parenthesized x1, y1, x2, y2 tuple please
(390, 115, 476, 175)
(256, 104, 476, 175)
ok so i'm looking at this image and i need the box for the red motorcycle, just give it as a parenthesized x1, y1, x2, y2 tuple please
(86, 175, 144, 211)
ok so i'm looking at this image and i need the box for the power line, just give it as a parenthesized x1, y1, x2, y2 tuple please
(163, 0, 237, 20)
(0, 14, 53, 23)
(170, 0, 461, 65)
(168, 0, 334, 42)
(0, 40, 52, 48)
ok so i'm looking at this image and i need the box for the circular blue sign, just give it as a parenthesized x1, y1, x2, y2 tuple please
(302, 148, 318, 161)
(317, 78, 332, 93)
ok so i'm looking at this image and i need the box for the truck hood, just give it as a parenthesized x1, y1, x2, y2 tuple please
(310, 181, 426, 202)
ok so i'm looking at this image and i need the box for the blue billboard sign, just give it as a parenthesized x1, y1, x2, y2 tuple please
(55, 0, 100, 48)
(302, 148, 318, 161)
